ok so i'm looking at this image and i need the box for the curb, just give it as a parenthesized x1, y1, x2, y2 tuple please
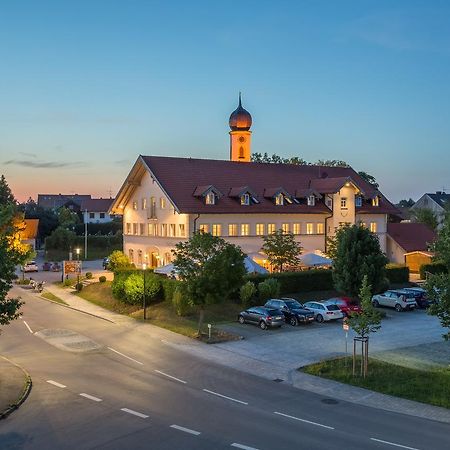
(0, 356, 32, 420)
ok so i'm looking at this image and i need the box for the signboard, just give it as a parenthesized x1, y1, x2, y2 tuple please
(343, 320, 349, 332)
(63, 260, 82, 275)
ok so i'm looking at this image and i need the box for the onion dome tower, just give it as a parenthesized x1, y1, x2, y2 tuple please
(229, 93, 252, 162)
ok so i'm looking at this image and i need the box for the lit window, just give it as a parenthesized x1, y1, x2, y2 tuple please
(340, 198, 347, 209)
(307, 195, 315, 206)
(256, 223, 265, 235)
(169, 224, 176, 237)
(293, 223, 301, 235)
(355, 196, 362, 207)
(160, 197, 166, 209)
(199, 224, 209, 233)
(267, 223, 276, 234)
(282, 223, 289, 234)
(142, 198, 147, 210)
(228, 224, 238, 236)
(372, 196, 379, 207)
(241, 224, 250, 236)
(179, 224, 186, 237)
(139, 223, 145, 235)
(133, 223, 138, 235)
(275, 193, 284, 205)
(241, 194, 250, 205)
(161, 224, 167, 236)
(306, 223, 314, 235)
(148, 223, 155, 236)
(126, 223, 131, 234)
(212, 224, 222, 236)
(133, 201, 138, 210)
(317, 223, 324, 234)
(150, 197, 157, 218)
(205, 192, 216, 205)
(137, 250, 143, 265)
(370, 222, 377, 233)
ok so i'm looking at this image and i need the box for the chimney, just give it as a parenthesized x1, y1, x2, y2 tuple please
(436, 191, 442, 195)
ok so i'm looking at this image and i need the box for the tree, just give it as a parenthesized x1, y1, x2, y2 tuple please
(45, 227, 76, 252)
(357, 171, 379, 189)
(346, 276, 382, 377)
(432, 212, 450, 270)
(397, 198, 415, 208)
(316, 159, 349, 167)
(57, 207, 80, 229)
(262, 229, 302, 272)
(411, 207, 439, 231)
(0, 176, 31, 328)
(426, 274, 450, 340)
(108, 250, 133, 271)
(332, 224, 388, 297)
(18, 199, 59, 241)
(172, 232, 246, 334)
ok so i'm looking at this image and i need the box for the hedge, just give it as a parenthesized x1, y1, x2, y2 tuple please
(385, 264, 409, 284)
(419, 262, 448, 279)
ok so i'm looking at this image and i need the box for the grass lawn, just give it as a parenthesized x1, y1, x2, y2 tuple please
(77, 282, 242, 341)
(41, 291, 67, 305)
(302, 357, 450, 409)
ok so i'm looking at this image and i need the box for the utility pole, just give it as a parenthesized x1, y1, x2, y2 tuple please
(84, 208, 88, 259)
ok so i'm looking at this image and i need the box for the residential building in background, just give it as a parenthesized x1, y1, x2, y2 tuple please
(411, 191, 449, 228)
(81, 198, 115, 224)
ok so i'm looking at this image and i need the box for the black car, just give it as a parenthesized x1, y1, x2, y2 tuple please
(402, 287, 433, 309)
(238, 307, 285, 330)
(264, 298, 315, 326)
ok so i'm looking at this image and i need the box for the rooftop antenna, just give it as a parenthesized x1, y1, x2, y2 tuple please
(107, 187, 113, 198)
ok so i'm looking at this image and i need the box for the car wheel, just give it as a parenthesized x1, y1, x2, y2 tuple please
(395, 304, 403, 312)
(316, 314, 324, 323)
(238, 315, 245, 324)
(290, 317, 298, 327)
(259, 321, 268, 330)
(372, 300, 379, 308)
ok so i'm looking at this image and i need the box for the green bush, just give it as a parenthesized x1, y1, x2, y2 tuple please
(240, 281, 257, 307)
(172, 286, 191, 316)
(258, 278, 280, 302)
(85, 272, 93, 279)
(385, 264, 409, 284)
(420, 262, 448, 279)
(75, 282, 83, 292)
(123, 273, 161, 305)
(108, 250, 134, 271)
(15, 278, 31, 285)
(99, 275, 107, 283)
(63, 279, 73, 287)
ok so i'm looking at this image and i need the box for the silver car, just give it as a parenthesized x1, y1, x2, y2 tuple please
(372, 290, 417, 312)
(303, 301, 344, 323)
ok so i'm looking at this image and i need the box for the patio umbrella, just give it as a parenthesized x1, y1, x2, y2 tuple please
(300, 252, 332, 267)
(244, 257, 269, 274)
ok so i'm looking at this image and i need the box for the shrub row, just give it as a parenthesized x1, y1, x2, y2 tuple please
(419, 262, 448, 279)
(385, 264, 410, 284)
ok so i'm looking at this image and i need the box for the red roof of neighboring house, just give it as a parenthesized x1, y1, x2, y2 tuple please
(81, 198, 114, 212)
(387, 222, 437, 253)
(137, 156, 398, 215)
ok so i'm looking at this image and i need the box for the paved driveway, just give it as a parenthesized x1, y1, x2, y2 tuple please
(216, 308, 445, 370)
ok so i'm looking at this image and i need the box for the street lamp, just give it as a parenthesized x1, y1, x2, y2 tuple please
(142, 262, 147, 321)
(75, 248, 81, 290)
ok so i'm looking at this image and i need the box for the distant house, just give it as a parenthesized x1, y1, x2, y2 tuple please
(19, 219, 39, 250)
(386, 222, 436, 266)
(80, 198, 115, 224)
(411, 191, 450, 228)
(37, 194, 91, 213)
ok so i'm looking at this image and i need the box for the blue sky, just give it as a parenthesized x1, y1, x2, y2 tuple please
(1, 0, 449, 202)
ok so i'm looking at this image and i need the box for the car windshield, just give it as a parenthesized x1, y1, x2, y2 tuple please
(285, 300, 302, 309)
(326, 304, 340, 311)
(266, 308, 280, 315)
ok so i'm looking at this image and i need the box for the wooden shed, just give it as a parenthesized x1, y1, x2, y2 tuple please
(404, 251, 434, 274)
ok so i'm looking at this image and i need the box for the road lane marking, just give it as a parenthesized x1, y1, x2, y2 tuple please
(274, 411, 335, 430)
(79, 393, 102, 402)
(155, 370, 187, 384)
(170, 424, 201, 435)
(23, 321, 33, 334)
(107, 347, 144, 365)
(120, 408, 149, 419)
(202, 389, 248, 405)
(370, 438, 421, 450)
(46, 380, 66, 388)
(231, 444, 260, 450)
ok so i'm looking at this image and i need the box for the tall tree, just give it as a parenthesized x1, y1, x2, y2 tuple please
(172, 232, 246, 334)
(426, 274, 450, 341)
(332, 224, 388, 297)
(397, 198, 415, 208)
(432, 211, 450, 271)
(358, 171, 379, 189)
(262, 229, 302, 272)
(411, 208, 439, 231)
(0, 174, 16, 205)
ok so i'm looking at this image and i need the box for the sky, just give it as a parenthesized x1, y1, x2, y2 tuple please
(1, 0, 449, 203)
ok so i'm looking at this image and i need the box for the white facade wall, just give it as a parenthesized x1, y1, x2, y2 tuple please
(386, 235, 406, 264)
(83, 211, 113, 224)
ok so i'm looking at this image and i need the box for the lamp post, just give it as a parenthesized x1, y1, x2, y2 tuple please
(142, 262, 147, 321)
(75, 248, 81, 290)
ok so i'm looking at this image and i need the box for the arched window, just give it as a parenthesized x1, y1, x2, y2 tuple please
(239, 146, 245, 159)
(129, 249, 134, 263)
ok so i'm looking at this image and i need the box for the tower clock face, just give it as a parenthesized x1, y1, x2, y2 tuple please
(238, 136, 246, 143)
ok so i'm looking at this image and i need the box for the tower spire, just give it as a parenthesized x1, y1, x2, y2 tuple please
(239, 91, 242, 107)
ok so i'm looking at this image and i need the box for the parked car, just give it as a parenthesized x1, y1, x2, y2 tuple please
(264, 298, 314, 326)
(22, 261, 38, 272)
(403, 287, 432, 309)
(303, 301, 344, 323)
(326, 297, 362, 317)
(238, 307, 285, 330)
(42, 261, 52, 271)
(371, 290, 417, 312)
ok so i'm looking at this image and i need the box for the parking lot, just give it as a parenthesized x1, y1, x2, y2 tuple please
(215, 307, 445, 371)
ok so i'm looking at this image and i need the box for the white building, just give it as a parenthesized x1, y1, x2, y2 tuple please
(81, 198, 115, 224)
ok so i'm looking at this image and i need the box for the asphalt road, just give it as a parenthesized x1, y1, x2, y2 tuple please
(0, 287, 448, 450)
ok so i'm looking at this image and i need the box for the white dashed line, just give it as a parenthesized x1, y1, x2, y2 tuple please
(46, 380, 66, 388)
(155, 370, 187, 384)
(120, 408, 149, 419)
(274, 411, 335, 430)
(231, 443, 260, 450)
(108, 347, 144, 365)
(79, 393, 102, 402)
(23, 320, 33, 334)
(370, 438, 421, 450)
(170, 424, 201, 435)
(202, 389, 248, 405)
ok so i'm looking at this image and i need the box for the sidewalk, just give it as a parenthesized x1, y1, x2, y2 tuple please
(41, 283, 450, 424)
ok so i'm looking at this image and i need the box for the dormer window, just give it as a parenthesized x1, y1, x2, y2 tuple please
(372, 196, 379, 207)
(275, 193, 284, 205)
(205, 192, 216, 205)
(307, 195, 315, 206)
(355, 196, 362, 207)
(240, 193, 250, 205)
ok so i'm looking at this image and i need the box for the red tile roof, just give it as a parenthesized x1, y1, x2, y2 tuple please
(387, 222, 437, 253)
(81, 198, 114, 212)
(140, 156, 398, 215)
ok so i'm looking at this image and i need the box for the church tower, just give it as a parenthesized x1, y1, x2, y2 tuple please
(229, 93, 252, 162)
